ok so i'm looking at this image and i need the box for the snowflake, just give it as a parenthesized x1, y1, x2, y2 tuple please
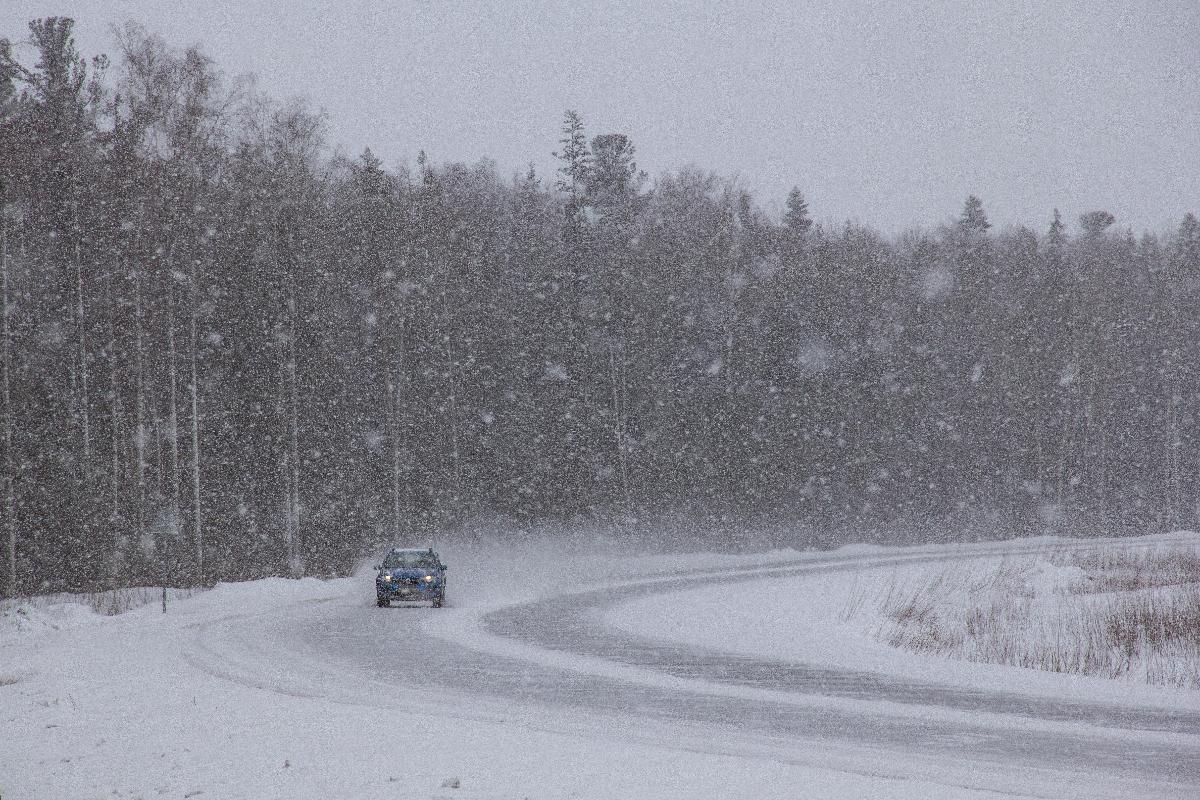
(1058, 364, 1077, 387)
(794, 342, 832, 374)
(922, 266, 952, 299)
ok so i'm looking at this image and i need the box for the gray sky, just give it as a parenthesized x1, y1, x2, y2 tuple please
(5, 0, 1198, 234)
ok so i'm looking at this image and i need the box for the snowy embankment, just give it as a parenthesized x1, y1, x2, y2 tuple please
(608, 531, 1200, 710)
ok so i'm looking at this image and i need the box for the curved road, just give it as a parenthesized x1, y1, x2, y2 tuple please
(190, 543, 1200, 799)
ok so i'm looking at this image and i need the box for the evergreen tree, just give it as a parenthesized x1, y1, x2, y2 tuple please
(958, 194, 990, 235)
(588, 132, 640, 206)
(783, 186, 812, 235)
(1080, 210, 1116, 236)
(552, 109, 591, 229)
(1177, 212, 1199, 270)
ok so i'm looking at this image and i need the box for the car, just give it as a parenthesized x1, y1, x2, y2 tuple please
(375, 547, 448, 608)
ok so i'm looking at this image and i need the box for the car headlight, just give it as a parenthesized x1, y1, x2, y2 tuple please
(423, 575, 433, 583)
(382, 575, 392, 582)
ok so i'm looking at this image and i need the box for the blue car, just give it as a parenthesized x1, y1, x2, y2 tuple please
(375, 547, 448, 608)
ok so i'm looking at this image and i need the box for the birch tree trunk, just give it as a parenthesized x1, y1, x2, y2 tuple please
(166, 273, 182, 550)
(287, 247, 302, 576)
(2, 199, 15, 598)
(133, 265, 148, 561)
(153, 409, 164, 497)
(1054, 388, 1073, 528)
(277, 361, 293, 573)
(1078, 359, 1098, 524)
(107, 258, 122, 587)
(275, 222, 302, 578)
(189, 248, 203, 582)
(389, 316, 407, 539)
(74, 238, 90, 464)
(440, 291, 462, 522)
(1167, 366, 1182, 527)
(608, 342, 631, 514)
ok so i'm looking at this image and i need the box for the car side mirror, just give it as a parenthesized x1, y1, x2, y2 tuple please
(373, 565, 381, 571)
(441, 565, 448, 571)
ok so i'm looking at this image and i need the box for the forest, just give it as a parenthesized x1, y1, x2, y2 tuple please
(1, 18, 1198, 595)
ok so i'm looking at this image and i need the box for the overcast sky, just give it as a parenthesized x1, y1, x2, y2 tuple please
(5, 0, 1198, 234)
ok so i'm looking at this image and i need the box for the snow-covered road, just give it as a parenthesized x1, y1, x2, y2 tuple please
(5, 536, 1199, 798)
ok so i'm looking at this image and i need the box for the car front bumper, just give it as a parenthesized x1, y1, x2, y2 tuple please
(377, 582, 440, 601)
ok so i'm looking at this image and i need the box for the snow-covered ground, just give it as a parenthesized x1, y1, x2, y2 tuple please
(609, 531, 1200, 710)
(3, 534, 1198, 799)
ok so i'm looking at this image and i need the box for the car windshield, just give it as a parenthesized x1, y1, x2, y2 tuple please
(382, 551, 439, 569)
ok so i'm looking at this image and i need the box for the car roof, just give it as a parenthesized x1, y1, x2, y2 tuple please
(390, 547, 436, 554)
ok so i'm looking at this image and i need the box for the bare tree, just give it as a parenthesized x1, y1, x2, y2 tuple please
(1, 192, 15, 596)
(106, 254, 123, 586)
(189, 237, 206, 581)
(72, 232, 91, 463)
(440, 288, 463, 525)
(165, 254, 182, 553)
(608, 341, 632, 514)
(389, 315, 408, 539)
(286, 231, 302, 575)
(133, 258, 148, 559)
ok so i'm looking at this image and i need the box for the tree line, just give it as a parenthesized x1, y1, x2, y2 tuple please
(2, 18, 1198, 594)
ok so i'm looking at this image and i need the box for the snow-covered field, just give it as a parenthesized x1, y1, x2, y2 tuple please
(610, 532, 1200, 708)
(3, 534, 1199, 799)
(873, 539, 1200, 687)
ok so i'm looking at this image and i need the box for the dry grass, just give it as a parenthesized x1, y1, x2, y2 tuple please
(83, 586, 199, 616)
(2, 586, 205, 618)
(93, 586, 209, 615)
(869, 543, 1200, 688)
(1054, 547, 1200, 594)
